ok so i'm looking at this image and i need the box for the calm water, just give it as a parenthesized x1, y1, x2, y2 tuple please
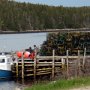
(0, 80, 24, 90)
(0, 33, 47, 52)
(0, 33, 47, 90)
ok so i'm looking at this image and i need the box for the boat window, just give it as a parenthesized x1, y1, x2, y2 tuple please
(7, 58, 10, 63)
(7, 58, 12, 63)
(0, 59, 5, 63)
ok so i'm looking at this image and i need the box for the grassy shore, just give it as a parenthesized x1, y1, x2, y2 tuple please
(25, 77, 90, 90)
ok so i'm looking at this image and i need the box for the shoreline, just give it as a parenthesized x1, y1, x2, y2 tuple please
(0, 28, 90, 34)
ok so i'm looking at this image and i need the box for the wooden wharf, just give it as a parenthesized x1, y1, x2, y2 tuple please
(12, 49, 90, 80)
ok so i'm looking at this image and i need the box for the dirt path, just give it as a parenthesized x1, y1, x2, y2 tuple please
(70, 86, 90, 90)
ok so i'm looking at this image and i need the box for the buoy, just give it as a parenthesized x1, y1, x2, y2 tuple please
(24, 51, 30, 58)
(16, 51, 23, 58)
(30, 52, 35, 60)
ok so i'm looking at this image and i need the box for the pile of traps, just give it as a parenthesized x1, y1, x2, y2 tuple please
(40, 32, 90, 56)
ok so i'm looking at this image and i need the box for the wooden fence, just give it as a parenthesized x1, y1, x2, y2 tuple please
(12, 48, 90, 80)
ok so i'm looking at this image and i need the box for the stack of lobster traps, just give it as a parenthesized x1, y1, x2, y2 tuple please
(40, 32, 90, 56)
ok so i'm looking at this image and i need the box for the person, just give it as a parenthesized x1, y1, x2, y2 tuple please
(25, 47, 33, 53)
(29, 47, 33, 53)
(33, 45, 39, 55)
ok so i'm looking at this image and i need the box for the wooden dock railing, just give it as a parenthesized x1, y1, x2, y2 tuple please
(12, 49, 90, 80)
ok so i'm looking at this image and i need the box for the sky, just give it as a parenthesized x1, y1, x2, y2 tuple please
(15, 0, 90, 7)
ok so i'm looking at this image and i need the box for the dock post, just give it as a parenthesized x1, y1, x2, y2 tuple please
(66, 50, 69, 78)
(34, 51, 37, 81)
(83, 48, 86, 68)
(61, 58, 65, 69)
(75, 58, 78, 78)
(78, 50, 81, 76)
(16, 56, 18, 78)
(61, 58, 66, 79)
(21, 53, 24, 79)
(52, 49, 55, 79)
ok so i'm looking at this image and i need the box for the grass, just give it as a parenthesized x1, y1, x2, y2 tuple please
(25, 77, 90, 90)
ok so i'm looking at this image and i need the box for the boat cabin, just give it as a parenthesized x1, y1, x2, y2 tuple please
(0, 55, 13, 71)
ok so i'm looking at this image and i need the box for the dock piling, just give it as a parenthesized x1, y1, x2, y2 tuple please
(22, 53, 24, 79)
(66, 50, 69, 78)
(16, 56, 18, 78)
(78, 50, 81, 76)
(34, 51, 37, 81)
(83, 48, 86, 68)
(52, 50, 55, 79)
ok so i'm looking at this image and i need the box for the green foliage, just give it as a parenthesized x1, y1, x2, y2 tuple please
(0, 0, 90, 31)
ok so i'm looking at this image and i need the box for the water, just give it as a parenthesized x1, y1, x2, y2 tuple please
(0, 33, 47, 52)
(0, 80, 25, 90)
(0, 33, 47, 90)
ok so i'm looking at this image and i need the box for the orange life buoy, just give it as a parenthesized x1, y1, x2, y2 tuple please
(16, 51, 23, 58)
(24, 51, 30, 58)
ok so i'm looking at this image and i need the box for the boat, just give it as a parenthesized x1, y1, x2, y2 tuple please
(0, 53, 13, 79)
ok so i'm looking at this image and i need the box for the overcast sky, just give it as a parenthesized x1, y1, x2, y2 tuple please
(15, 0, 90, 7)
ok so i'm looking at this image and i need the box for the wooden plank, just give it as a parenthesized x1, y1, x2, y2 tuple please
(83, 48, 86, 68)
(16, 57, 18, 78)
(25, 69, 34, 72)
(34, 52, 37, 81)
(17, 55, 90, 63)
(25, 62, 33, 63)
(37, 64, 52, 66)
(37, 62, 52, 66)
(24, 64, 34, 66)
(55, 63, 62, 66)
(37, 71, 51, 73)
(21, 54, 24, 79)
(25, 74, 34, 76)
(36, 72, 51, 75)
(78, 50, 81, 76)
(66, 50, 69, 78)
(37, 56, 84, 60)
(52, 50, 55, 79)
(61, 58, 65, 69)
(38, 62, 52, 64)
(36, 68, 52, 71)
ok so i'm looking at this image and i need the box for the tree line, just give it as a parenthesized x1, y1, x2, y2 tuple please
(0, 0, 90, 31)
